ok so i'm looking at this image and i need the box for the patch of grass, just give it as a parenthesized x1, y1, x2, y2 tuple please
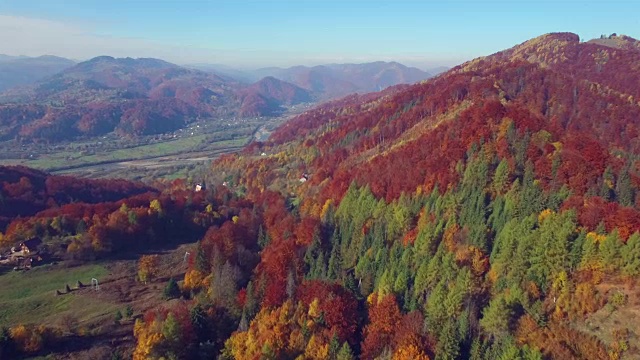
(23, 135, 249, 172)
(0, 263, 112, 326)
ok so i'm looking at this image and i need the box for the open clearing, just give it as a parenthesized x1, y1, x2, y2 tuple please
(575, 281, 640, 359)
(0, 263, 110, 326)
(0, 243, 197, 359)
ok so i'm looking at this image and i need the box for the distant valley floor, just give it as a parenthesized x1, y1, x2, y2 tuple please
(0, 106, 309, 182)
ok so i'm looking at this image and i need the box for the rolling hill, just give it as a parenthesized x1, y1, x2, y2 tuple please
(0, 57, 311, 142)
(237, 76, 312, 117)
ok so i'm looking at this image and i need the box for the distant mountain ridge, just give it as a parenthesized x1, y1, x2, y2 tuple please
(252, 61, 431, 99)
(0, 56, 310, 142)
(0, 54, 75, 92)
(0, 57, 435, 142)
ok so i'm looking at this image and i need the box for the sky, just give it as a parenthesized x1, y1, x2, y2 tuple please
(0, 0, 639, 70)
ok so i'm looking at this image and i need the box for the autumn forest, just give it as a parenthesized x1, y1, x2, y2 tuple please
(2, 32, 640, 359)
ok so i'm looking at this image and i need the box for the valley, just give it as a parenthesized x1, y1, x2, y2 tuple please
(0, 103, 313, 181)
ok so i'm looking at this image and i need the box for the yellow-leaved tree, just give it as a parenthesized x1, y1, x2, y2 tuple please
(138, 255, 159, 284)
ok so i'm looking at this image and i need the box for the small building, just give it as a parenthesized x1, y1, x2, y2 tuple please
(20, 238, 42, 254)
(3, 238, 43, 269)
(299, 173, 309, 183)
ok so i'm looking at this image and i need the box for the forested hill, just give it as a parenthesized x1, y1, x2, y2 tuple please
(0, 56, 312, 142)
(205, 32, 640, 359)
(3, 32, 640, 359)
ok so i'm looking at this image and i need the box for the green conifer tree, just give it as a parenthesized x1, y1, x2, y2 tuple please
(336, 342, 355, 360)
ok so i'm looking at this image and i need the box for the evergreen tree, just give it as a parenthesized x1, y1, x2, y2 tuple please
(393, 264, 409, 294)
(600, 166, 615, 201)
(622, 232, 640, 276)
(493, 158, 510, 195)
(328, 333, 341, 359)
(286, 269, 296, 299)
(125, 305, 134, 319)
(480, 297, 512, 339)
(327, 244, 342, 280)
(343, 272, 360, 298)
(336, 342, 355, 360)
(497, 340, 521, 360)
(522, 345, 544, 360)
(435, 319, 460, 360)
(75, 219, 87, 234)
(238, 309, 249, 332)
(190, 304, 209, 343)
(469, 338, 486, 360)
(616, 165, 634, 206)
(569, 230, 586, 270)
(600, 231, 622, 272)
(195, 242, 210, 273)
(519, 160, 543, 216)
(114, 310, 123, 324)
(243, 281, 259, 319)
(163, 278, 181, 299)
(311, 251, 327, 279)
(580, 233, 601, 270)
(162, 313, 183, 356)
(305, 229, 322, 276)
(528, 211, 575, 289)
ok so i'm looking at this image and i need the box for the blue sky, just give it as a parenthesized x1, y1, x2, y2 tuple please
(0, 0, 639, 69)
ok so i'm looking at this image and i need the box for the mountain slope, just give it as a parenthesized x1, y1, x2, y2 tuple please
(252, 32, 640, 202)
(0, 55, 75, 92)
(207, 33, 640, 359)
(237, 76, 312, 116)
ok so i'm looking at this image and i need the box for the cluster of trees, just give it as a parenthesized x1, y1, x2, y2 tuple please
(0, 170, 253, 262)
(0, 324, 60, 357)
(129, 158, 638, 358)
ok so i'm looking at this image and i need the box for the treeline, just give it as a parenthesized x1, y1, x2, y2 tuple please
(0, 166, 154, 231)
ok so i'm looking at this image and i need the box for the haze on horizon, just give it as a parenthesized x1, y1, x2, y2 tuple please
(0, 0, 639, 70)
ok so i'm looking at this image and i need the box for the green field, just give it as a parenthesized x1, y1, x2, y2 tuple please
(0, 263, 114, 326)
(19, 135, 249, 171)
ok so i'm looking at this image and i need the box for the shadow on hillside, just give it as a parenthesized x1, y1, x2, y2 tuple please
(15, 323, 133, 360)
